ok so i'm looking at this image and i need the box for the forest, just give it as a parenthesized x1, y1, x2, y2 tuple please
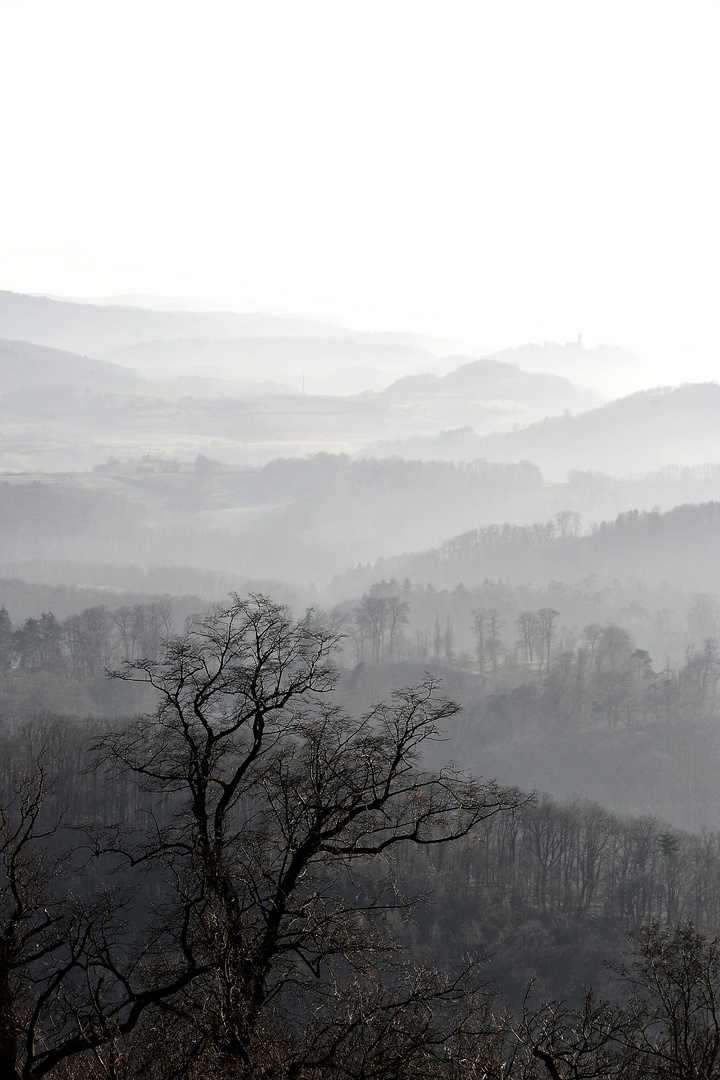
(4, 292, 720, 1077)
(4, 594, 720, 1078)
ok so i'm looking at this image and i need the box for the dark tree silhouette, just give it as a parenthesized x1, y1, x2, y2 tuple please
(102, 593, 521, 1077)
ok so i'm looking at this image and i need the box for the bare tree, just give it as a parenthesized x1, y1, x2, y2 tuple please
(103, 593, 521, 1076)
(354, 594, 409, 663)
(486, 608, 504, 671)
(0, 757, 193, 1080)
(554, 510, 582, 539)
(537, 609, 559, 673)
(517, 611, 540, 664)
(472, 608, 487, 669)
(617, 922, 720, 1080)
(516, 986, 627, 1080)
(519, 923, 720, 1080)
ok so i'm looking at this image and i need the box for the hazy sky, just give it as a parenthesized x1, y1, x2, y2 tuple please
(1, 1, 718, 366)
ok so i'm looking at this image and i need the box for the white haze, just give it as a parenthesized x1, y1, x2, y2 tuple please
(5, 2, 720, 849)
(0, 0, 718, 391)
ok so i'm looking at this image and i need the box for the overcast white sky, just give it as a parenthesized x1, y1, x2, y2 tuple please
(1, 0, 718, 370)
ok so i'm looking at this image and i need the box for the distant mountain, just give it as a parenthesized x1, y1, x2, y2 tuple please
(0, 292, 460, 380)
(1, 291, 653, 402)
(0, 326, 607, 472)
(383, 356, 589, 402)
(102, 336, 439, 389)
(0, 338, 141, 393)
(46, 293, 472, 353)
(0, 291, 352, 355)
(360, 358, 602, 460)
(465, 383, 720, 479)
(486, 340, 652, 395)
(0, 291, 472, 393)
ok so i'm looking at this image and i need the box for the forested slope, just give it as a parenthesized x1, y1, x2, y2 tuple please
(468, 383, 720, 477)
(357, 501, 720, 593)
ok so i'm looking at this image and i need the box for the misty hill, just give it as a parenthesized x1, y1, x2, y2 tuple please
(346, 500, 720, 594)
(6, 452, 720, 592)
(383, 356, 587, 401)
(0, 338, 142, 394)
(0, 343, 602, 473)
(0, 291, 458, 394)
(0, 457, 546, 583)
(51, 293, 464, 354)
(0, 291, 351, 354)
(485, 340, 651, 394)
(465, 382, 720, 479)
(377, 340, 645, 400)
(366, 383, 720, 473)
(0, 292, 618, 399)
(102, 335, 439, 392)
(0, 336, 298, 403)
(372, 356, 600, 436)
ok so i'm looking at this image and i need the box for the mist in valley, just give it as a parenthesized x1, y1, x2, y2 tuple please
(2, 2, 720, 1076)
(5, 289, 720, 842)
